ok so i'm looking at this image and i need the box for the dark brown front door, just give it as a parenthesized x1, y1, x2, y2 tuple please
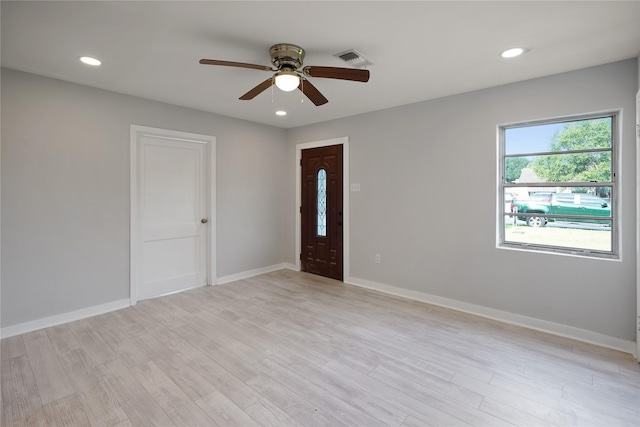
(301, 144, 343, 281)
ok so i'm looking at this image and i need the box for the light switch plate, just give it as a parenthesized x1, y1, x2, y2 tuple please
(350, 183, 361, 192)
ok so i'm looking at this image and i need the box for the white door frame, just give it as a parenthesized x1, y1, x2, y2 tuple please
(636, 89, 640, 361)
(295, 137, 350, 280)
(130, 125, 216, 305)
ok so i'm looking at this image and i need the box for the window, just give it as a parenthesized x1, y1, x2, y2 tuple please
(317, 169, 327, 236)
(499, 112, 618, 258)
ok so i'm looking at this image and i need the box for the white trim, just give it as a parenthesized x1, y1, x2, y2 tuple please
(0, 299, 131, 339)
(216, 263, 291, 285)
(635, 89, 640, 361)
(346, 275, 635, 356)
(0, 264, 294, 338)
(282, 262, 299, 271)
(295, 137, 350, 280)
(130, 125, 216, 304)
(208, 132, 218, 287)
(144, 284, 207, 300)
(8, 264, 631, 357)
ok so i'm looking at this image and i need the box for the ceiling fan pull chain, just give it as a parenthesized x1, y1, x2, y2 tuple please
(300, 78, 304, 104)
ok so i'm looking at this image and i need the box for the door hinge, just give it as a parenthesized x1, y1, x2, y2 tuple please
(300, 206, 302, 213)
(299, 253, 303, 260)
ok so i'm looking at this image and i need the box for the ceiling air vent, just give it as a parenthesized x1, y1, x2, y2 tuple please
(334, 49, 373, 68)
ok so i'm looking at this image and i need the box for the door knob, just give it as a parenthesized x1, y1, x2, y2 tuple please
(201, 218, 208, 224)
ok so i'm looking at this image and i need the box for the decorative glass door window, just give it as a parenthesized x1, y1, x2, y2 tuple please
(317, 169, 327, 236)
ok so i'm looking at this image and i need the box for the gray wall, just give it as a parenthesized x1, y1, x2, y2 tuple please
(1, 69, 288, 328)
(286, 59, 638, 342)
(2, 59, 638, 344)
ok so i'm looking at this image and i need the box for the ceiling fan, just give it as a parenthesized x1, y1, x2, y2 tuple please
(199, 43, 370, 106)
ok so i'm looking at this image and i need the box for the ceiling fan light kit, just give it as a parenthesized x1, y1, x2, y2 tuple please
(274, 71, 300, 92)
(199, 43, 370, 106)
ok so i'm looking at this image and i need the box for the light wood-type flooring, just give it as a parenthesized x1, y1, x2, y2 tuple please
(2, 270, 639, 426)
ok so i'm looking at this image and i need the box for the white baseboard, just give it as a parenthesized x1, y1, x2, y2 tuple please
(0, 263, 293, 339)
(3, 267, 633, 360)
(346, 275, 636, 357)
(1, 299, 131, 339)
(216, 263, 292, 285)
(282, 262, 299, 271)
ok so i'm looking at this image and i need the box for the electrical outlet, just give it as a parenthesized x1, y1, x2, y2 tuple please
(375, 254, 381, 264)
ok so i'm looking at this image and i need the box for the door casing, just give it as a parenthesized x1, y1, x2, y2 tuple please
(296, 137, 350, 281)
(130, 125, 216, 305)
(636, 89, 639, 361)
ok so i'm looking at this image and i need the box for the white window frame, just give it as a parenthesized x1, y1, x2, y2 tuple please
(498, 111, 619, 259)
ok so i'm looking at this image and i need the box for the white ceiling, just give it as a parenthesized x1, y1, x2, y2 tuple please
(2, 1, 639, 129)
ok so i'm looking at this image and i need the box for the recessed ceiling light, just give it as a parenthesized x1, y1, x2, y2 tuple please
(275, 110, 287, 116)
(79, 56, 102, 66)
(500, 48, 525, 58)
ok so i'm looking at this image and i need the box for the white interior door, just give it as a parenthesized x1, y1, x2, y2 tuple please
(131, 126, 214, 302)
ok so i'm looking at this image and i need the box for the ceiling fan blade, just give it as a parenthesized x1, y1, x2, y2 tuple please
(239, 78, 273, 100)
(298, 79, 328, 106)
(303, 66, 370, 82)
(199, 59, 274, 72)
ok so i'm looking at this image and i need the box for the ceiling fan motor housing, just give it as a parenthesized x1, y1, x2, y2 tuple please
(270, 43, 305, 70)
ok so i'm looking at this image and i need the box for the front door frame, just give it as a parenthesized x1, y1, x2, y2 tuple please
(130, 125, 216, 305)
(296, 137, 349, 281)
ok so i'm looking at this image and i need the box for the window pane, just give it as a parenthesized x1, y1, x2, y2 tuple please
(317, 169, 327, 236)
(505, 117, 612, 155)
(510, 187, 611, 222)
(505, 152, 611, 183)
(504, 218, 612, 252)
